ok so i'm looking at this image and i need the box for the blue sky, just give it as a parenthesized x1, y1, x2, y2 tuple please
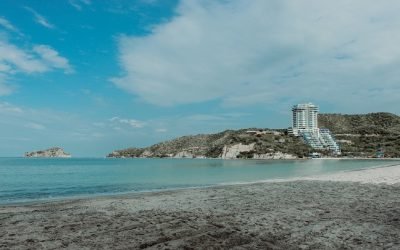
(0, 0, 399, 156)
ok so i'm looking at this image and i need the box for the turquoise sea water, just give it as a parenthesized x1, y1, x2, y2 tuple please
(0, 158, 398, 204)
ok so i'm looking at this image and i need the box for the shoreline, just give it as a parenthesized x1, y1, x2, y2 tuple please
(1, 163, 399, 207)
(106, 156, 400, 160)
(1, 171, 399, 248)
(4, 156, 400, 161)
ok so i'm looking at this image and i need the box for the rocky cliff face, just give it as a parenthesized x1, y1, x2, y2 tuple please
(108, 129, 310, 159)
(219, 143, 297, 159)
(220, 143, 256, 159)
(25, 147, 71, 158)
(253, 152, 297, 160)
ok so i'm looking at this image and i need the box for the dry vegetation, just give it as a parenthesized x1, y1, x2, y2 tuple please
(109, 112, 400, 158)
(319, 113, 400, 157)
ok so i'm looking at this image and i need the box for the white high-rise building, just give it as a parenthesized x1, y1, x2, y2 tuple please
(288, 102, 341, 155)
(291, 103, 319, 136)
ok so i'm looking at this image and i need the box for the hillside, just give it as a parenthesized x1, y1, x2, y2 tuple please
(319, 113, 400, 135)
(109, 112, 400, 159)
(319, 112, 400, 157)
(108, 129, 311, 159)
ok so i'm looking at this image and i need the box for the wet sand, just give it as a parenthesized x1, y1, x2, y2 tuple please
(1, 166, 400, 249)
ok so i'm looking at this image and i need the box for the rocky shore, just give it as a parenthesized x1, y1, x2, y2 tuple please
(0, 165, 399, 249)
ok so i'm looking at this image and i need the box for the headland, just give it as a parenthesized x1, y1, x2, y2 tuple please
(107, 112, 400, 160)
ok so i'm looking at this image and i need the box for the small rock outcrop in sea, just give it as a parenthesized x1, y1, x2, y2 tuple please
(25, 147, 71, 158)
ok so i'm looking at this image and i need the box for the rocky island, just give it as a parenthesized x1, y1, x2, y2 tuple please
(108, 112, 400, 159)
(25, 147, 71, 158)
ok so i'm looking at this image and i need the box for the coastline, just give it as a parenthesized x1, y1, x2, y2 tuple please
(2, 160, 399, 207)
(107, 156, 400, 160)
(1, 165, 400, 249)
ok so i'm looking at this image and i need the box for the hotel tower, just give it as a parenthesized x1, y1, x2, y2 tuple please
(289, 103, 341, 155)
(291, 103, 319, 136)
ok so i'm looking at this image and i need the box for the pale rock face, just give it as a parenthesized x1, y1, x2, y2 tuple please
(110, 151, 120, 157)
(337, 139, 353, 144)
(25, 147, 71, 158)
(253, 152, 297, 160)
(174, 151, 194, 158)
(140, 150, 153, 157)
(220, 143, 256, 159)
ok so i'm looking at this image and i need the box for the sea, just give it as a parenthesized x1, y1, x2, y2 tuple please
(0, 158, 398, 205)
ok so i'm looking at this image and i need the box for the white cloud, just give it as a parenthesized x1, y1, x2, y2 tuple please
(68, 0, 91, 11)
(69, 0, 82, 11)
(109, 117, 146, 128)
(0, 17, 21, 34)
(113, 0, 400, 113)
(0, 40, 48, 73)
(155, 128, 167, 133)
(33, 45, 73, 73)
(25, 7, 55, 29)
(0, 38, 73, 94)
(0, 40, 72, 75)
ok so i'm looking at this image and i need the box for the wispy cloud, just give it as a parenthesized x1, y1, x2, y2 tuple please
(0, 38, 73, 95)
(0, 17, 22, 35)
(68, 0, 82, 11)
(112, 0, 400, 113)
(33, 45, 73, 73)
(24, 7, 55, 29)
(68, 0, 91, 11)
(0, 40, 48, 73)
(0, 40, 71, 74)
(109, 117, 146, 128)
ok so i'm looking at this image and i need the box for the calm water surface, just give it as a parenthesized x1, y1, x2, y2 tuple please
(0, 158, 398, 204)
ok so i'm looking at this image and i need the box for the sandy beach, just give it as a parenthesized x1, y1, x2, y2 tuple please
(1, 165, 399, 249)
